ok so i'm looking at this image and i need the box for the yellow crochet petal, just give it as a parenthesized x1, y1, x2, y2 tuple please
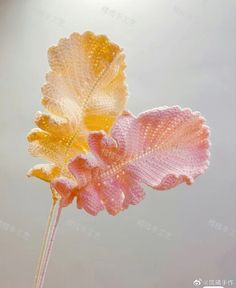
(27, 164, 60, 182)
(83, 114, 116, 132)
(28, 31, 127, 181)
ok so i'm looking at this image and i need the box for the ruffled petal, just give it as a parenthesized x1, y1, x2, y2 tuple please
(127, 106, 210, 189)
(77, 184, 104, 215)
(88, 131, 118, 164)
(27, 31, 127, 183)
(27, 163, 60, 182)
(68, 154, 97, 188)
(51, 177, 77, 207)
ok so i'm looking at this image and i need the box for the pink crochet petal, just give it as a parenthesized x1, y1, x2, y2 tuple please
(51, 177, 77, 207)
(95, 178, 124, 215)
(52, 106, 210, 216)
(110, 111, 135, 153)
(68, 154, 96, 188)
(115, 170, 145, 208)
(88, 131, 118, 164)
(77, 184, 104, 215)
(122, 106, 209, 189)
(155, 174, 192, 190)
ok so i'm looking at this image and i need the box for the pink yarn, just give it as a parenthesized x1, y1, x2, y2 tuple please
(51, 106, 210, 215)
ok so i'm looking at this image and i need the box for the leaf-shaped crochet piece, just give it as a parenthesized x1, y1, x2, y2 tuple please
(52, 106, 210, 215)
(27, 32, 127, 181)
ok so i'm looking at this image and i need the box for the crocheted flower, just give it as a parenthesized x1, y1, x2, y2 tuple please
(52, 106, 210, 215)
(27, 32, 211, 288)
(27, 32, 127, 182)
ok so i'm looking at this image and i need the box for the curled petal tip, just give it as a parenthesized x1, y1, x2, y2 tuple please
(27, 164, 60, 182)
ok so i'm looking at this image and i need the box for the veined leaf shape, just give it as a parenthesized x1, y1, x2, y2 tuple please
(27, 32, 128, 182)
(51, 106, 210, 215)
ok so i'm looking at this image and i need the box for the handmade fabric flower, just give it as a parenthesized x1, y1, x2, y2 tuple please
(27, 32, 127, 182)
(52, 106, 210, 215)
(27, 32, 210, 288)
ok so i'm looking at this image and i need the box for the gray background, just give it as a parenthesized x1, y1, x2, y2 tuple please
(0, 0, 236, 287)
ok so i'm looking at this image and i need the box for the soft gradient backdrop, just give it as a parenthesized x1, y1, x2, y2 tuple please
(0, 0, 235, 287)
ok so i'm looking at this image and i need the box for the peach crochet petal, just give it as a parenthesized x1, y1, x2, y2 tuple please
(52, 106, 210, 215)
(68, 154, 96, 188)
(51, 177, 77, 207)
(108, 110, 135, 153)
(77, 184, 104, 216)
(117, 170, 145, 209)
(88, 131, 118, 164)
(95, 177, 124, 215)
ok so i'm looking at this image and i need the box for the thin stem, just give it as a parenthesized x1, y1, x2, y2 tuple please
(34, 199, 57, 287)
(38, 205, 63, 288)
